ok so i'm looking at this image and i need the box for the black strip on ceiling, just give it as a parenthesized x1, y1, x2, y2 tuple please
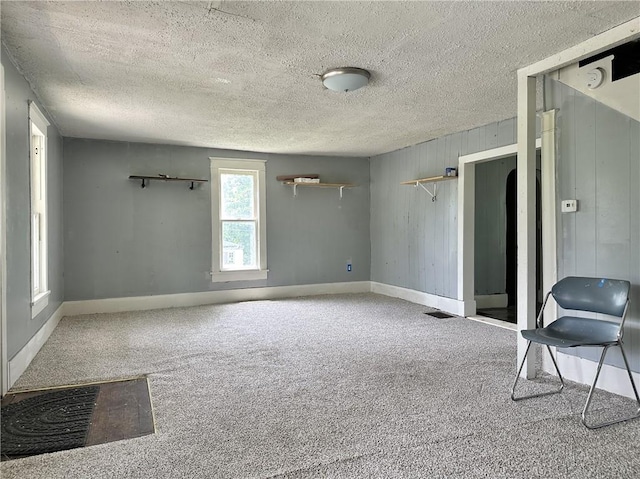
(578, 39, 640, 82)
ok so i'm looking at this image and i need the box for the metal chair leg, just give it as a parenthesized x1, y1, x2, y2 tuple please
(582, 344, 640, 429)
(511, 342, 564, 401)
(619, 343, 640, 408)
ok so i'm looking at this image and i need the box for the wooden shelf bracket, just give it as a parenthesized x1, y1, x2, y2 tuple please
(282, 181, 355, 199)
(129, 175, 208, 190)
(416, 181, 438, 202)
(400, 175, 457, 202)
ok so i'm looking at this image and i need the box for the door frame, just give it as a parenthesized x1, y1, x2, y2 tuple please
(457, 137, 546, 317)
(457, 112, 557, 377)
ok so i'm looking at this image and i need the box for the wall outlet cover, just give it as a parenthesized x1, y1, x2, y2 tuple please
(561, 199, 578, 213)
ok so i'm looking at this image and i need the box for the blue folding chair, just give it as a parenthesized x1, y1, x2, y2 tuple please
(511, 276, 640, 428)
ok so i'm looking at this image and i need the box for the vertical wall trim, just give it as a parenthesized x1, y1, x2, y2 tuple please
(516, 73, 538, 378)
(540, 110, 559, 376)
(457, 159, 476, 315)
(0, 64, 7, 395)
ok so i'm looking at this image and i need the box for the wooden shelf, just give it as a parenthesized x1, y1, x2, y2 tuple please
(400, 175, 457, 185)
(129, 175, 208, 190)
(276, 174, 319, 182)
(281, 181, 356, 198)
(401, 175, 457, 201)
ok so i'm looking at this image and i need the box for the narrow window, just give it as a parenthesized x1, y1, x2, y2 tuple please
(210, 158, 267, 282)
(29, 102, 50, 317)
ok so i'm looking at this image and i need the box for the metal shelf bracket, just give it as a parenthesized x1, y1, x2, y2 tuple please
(416, 181, 437, 201)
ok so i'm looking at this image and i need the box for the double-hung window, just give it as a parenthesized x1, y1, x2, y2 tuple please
(29, 102, 50, 317)
(210, 158, 267, 282)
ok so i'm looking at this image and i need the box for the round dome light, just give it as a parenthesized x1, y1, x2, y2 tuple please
(321, 67, 370, 92)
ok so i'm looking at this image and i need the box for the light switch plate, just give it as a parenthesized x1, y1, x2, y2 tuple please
(561, 199, 578, 213)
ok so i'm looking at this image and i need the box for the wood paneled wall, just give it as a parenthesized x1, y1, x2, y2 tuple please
(370, 118, 520, 299)
(546, 78, 640, 372)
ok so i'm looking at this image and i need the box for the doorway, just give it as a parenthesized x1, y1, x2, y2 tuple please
(475, 155, 541, 324)
(457, 134, 553, 326)
(474, 151, 542, 324)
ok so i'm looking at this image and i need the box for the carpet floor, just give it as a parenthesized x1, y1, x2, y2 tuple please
(2, 293, 639, 478)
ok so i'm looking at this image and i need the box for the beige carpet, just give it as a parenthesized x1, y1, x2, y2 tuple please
(2, 293, 639, 478)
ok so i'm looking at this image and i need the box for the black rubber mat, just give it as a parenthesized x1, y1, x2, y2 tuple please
(1, 385, 99, 458)
(425, 311, 454, 318)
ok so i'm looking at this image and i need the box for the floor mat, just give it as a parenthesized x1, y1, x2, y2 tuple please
(1, 377, 154, 461)
(1, 385, 99, 458)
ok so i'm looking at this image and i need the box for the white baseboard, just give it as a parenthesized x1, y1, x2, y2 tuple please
(370, 282, 468, 316)
(64, 281, 372, 316)
(474, 294, 508, 309)
(66, 281, 468, 317)
(21, 284, 639, 402)
(9, 303, 64, 389)
(542, 349, 640, 400)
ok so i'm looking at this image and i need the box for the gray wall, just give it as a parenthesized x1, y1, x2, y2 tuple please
(3, 46, 64, 359)
(63, 139, 370, 300)
(474, 155, 517, 296)
(370, 118, 520, 298)
(546, 78, 640, 372)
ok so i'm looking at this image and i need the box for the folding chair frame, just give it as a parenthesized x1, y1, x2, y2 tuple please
(511, 289, 640, 429)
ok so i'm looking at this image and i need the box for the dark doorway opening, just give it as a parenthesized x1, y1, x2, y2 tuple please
(477, 158, 542, 324)
(505, 168, 542, 308)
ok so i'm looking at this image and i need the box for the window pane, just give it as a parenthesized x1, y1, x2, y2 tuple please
(220, 172, 254, 220)
(222, 221, 257, 269)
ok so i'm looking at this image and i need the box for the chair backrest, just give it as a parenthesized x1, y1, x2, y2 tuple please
(551, 277, 630, 317)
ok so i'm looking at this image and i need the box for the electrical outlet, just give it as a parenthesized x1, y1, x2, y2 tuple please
(561, 199, 578, 213)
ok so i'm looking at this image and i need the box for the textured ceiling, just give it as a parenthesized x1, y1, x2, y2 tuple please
(2, 1, 639, 157)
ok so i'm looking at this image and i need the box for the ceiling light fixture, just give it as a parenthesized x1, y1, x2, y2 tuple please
(321, 67, 370, 92)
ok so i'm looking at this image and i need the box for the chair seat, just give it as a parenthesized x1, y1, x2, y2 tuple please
(521, 316, 620, 348)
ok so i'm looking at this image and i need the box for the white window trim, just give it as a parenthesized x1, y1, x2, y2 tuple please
(29, 101, 50, 318)
(210, 158, 267, 282)
(31, 291, 51, 318)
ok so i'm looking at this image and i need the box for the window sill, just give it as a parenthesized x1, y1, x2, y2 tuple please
(31, 290, 51, 318)
(210, 270, 268, 283)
